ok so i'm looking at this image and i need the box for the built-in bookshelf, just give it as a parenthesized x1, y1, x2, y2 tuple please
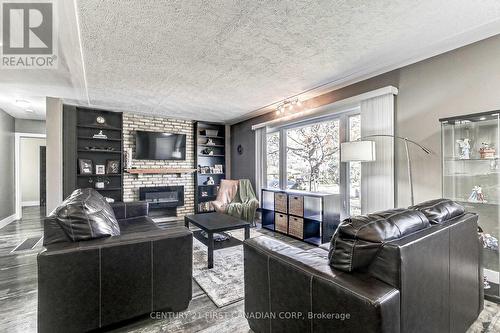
(194, 121, 226, 213)
(63, 105, 123, 202)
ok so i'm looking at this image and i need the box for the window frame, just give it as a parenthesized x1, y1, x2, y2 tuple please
(264, 106, 361, 218)
(347, 114, 362, 216)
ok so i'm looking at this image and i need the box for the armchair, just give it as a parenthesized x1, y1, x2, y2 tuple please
(212, 179, 259, 224)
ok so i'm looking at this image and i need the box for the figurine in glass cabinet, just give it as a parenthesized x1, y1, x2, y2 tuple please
(456, 138, 471, 159)
(468, 185, 486, 203)
(480, 142, 496, 159)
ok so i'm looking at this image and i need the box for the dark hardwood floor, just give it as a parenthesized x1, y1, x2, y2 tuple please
(0, 207, 310, 333)
(0, 207, 45, 332)
(0, 207, 498, 332)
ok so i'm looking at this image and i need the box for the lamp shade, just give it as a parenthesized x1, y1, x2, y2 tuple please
(341, 141, 376, 162)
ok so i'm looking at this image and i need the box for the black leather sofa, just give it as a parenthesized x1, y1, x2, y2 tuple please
(37, 189, 193, 333)
(244, 199, 483, 333)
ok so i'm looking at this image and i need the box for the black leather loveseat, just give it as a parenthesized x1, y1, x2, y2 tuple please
(37, 189, 193, 333)
(244, 199, 483, 333)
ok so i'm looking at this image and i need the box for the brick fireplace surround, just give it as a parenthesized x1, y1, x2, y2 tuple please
(122, 113, 195, 217)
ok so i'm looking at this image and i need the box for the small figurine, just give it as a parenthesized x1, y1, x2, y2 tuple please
(456, 138, 471, 159)
(204, 176, 215, 185)
(468, 185, 487, 203)
(92, 130, 107, 140)
(480, 142, 496, 159)
(206, 139, 215, 146)
(202, 147, 214, 155)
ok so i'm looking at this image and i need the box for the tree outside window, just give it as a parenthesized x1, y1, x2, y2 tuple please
(266, 132, 280, 188)
(349, 115, 361, 215)
(286, 120, 340, 193)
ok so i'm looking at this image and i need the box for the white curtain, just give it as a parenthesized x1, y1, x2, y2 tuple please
(254, 128, 266, 204)
(360, 93, 395, 214)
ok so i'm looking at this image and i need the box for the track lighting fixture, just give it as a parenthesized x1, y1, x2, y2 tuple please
(275, 98, 301, 115)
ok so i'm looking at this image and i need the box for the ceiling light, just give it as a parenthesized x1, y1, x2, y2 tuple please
(25, 109, 34, 113)
(15, 99, 31, 108)
(479, 117, 486, 121)
(275, 97, 301, 116)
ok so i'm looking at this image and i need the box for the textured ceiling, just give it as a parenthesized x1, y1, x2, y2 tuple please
(2, 0, 500, 121)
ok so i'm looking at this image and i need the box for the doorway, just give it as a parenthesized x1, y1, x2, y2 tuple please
(15, 133, 46, 219)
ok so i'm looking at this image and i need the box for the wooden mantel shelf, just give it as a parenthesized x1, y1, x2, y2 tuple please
(125, 168, 197, 175)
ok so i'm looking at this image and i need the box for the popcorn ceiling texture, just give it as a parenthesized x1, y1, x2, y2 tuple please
(4, 1, 500, 121)
(123, 114, 195, 217)
(74, 0, 500, 122)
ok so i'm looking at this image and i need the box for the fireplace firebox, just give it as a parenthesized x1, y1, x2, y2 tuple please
(139, 186, 184, 217)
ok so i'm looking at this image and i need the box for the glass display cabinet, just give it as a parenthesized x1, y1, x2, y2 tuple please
(440, 111, 500, 302)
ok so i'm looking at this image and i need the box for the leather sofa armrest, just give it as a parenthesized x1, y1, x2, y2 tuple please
(244, 236, 400, 333)
(111, 201, 149, 220)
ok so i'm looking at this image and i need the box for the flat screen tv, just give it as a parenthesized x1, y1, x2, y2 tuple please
(135, 131, 186, 160)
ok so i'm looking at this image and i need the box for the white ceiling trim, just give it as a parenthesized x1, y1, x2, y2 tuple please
(231, 18, 500, 125)
(251, 86, 398, 130)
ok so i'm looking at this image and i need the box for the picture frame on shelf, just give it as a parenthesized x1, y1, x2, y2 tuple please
(106, 160, 120, 174)
(79, 159, 93, 175)
(95, 165, 106, 175)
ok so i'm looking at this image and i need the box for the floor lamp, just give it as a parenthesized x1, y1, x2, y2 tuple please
(340, 135, 431, 206)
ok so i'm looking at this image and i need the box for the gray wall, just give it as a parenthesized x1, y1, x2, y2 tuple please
(231, 34, 500, 207)
(396, 34, 500, 206)
(46, 98, 63, 214)
(15, 119, 46, 134)
(231, 70, 399, 192)
(0, 109, 15, 220)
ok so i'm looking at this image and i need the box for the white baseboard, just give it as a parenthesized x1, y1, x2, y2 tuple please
(484, 268, 499, 284)
(22, 201, 40, 207)
(0, 214, 17, 229)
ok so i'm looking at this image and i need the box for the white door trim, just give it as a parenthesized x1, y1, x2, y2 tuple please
(15, 132, 46, 220)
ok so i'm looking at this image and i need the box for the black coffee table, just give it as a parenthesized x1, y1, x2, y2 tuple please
(185, 212, 251, 269)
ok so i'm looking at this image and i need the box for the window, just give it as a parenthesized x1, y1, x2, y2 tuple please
(262, 109, 361, 214)
(348, 115, 361, 215)
(286, 120, 340, 193)
(266, 132, 280, 189)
